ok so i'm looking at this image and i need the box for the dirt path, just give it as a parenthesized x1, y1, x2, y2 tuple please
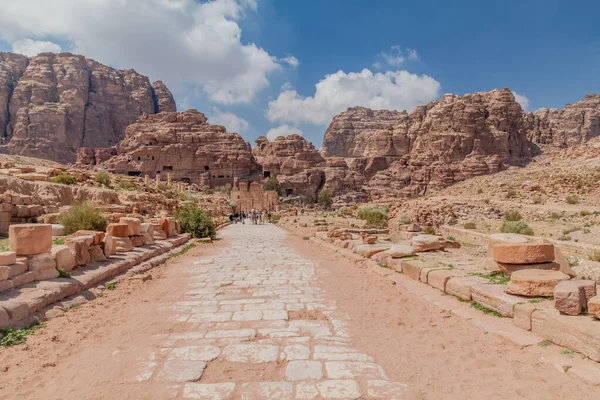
(1, 224, 599, 399)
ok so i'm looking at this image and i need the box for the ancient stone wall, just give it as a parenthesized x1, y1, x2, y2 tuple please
(231, 180, 278, 211)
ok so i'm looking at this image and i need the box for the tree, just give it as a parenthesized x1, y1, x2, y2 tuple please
(263, 177, 282, 195)
(318, 189, 333, 209)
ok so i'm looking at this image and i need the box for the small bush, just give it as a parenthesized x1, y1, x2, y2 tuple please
(422, 226, 436, 235)
(557, 235, 572, 241)
(589, 250, 600, 262)
(397, 215, 412, 224)
(563, 226, 581, 235)
(50, 173, 75, 185)
(95, 170, 112, 187)
(500, 220, 534, 236)
(463, 221, 477, 229)
(566, 194, 580, 204)
(176, 205, 216, 239)
(318, 189, 333, 209)
(0, 323, 45, 347)
(53, 237, 65, 245)
(503, 210, 522, 221)
(533, 195, 543, 204)
(57, 268, 71, 278)
(119, 179, 135, 191)
(357, 206, 388, 228)
(58, 202, 108, 235)
(580, 210, 591, 217)
(477, 188, 484, 194)
(263, 177, 282, 196)
(550, 212, 562, 220)
(506, 186, 517, 199)
(105, 283, 117, 290)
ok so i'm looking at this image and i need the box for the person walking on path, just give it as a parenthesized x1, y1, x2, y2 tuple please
(240, 210, 245, 224)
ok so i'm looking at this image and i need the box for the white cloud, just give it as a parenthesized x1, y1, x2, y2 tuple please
(282, 56, 299, 67)
(207, 108, 249, 133)
(265, 124, 303, 141)
(11, 39, 61, 56)
(511, 91, 530, 112)
(0, 0, 294, 104)
(267, 68, 441, 125)
(373, 46, 418, 69)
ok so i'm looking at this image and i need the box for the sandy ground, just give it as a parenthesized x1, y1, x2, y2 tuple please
(0, 224, 599, 399)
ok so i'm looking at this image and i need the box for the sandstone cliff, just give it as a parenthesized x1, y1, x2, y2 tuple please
(319, 88, 532, 199)
(81, 109, 258, 186)
(0, 52, 176, 163)
(527, 94, 600, 147)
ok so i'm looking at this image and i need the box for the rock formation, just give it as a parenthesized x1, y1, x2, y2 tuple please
(79, 109, 258, 187)
(0, 52, 176, 163)
(527, 94, 600, 147)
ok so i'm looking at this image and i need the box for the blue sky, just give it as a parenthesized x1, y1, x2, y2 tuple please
(1, 0, 599, 147)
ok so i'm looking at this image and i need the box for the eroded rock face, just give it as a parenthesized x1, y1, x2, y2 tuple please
(0, 52, 176, 163)
(527, 94, 600, 147)
(82, 109, 258, 187)
(321, 89, 533, 199)
(253, 135, 325, 176)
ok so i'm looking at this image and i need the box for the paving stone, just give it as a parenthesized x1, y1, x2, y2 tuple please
(325, 362, 388, 380)
(183, 383, 236, 399)
(280, 344, 310, 360)
(156, 361, 206, 382)
(367, 380, 409, 398)
(445, 276, 489, 301)
(168, 346, 221, 361)
(240, 382, 294, 400)
(221, 344, 279, 363)
(187, 312, 232, 323)
(295, 382, 319, 399)
(316, 380, 362, 399)
(286, 360, 323, 381)
(232, 310, 262, 321)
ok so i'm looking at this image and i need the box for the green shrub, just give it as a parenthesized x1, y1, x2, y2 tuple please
(119, 179, 135, 190)
(463, 221, 477, 229)
(317, 189, 333, 209)
(176, 205, 216, 239)
(506, 186, 517, 199)
(95, 170, 112, 187)
(500, 220, 534, 236)
(57, 268, 70, 278)
(566, 194, 580, 204)
(357, 206, 388, 227)
(503, 210, 522, 221)
(53, 237, 65, 245)
(589, 250, 600, 262)
(580, 210, 591, 217)
(422, 226, 436, 235)
(263, 177, 282, 196)
(397, 215, 412, 224)
(58, 202, 108, 235)
(50, 173, 75, 185)
(0, 323, 45, 347)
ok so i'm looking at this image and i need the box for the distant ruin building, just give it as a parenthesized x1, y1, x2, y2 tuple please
(231, 179, 278, 211)
(76, 110, 260, 187)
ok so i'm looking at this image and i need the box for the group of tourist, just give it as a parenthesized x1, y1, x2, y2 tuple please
(229, 209, 271, 225)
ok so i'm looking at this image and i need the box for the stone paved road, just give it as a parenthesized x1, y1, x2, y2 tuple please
(138, 224, 407, 399)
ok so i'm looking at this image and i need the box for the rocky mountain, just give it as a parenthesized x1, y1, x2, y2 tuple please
(527, 94, 600, 147)
(77, 109, 258, 187)
(0, 52, 176, 163)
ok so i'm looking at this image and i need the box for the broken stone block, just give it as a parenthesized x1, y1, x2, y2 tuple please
(401, 259, 427, 280)
(445, 276, 489, 301)
(51, 245, 77, 272)
(9, 223, 53, 256)
(492, 243, 555, 264)
(66, 239, 91, 266)
(0, 266, 8, 281)
(550, 246, 576, 278)
(119, 217, 142, 236)
(496, 261, 560, 276)
(0, 251, 16, 266)
(7, 261, 26, 277)
(355, 244, 391, 258)
(554, 280, 587, 316)
(427, 269, 455, 291)
(71, 230, 105, 245)
(487, 233, 529, 257)
(142, 232, 154, 246)
(115, 237, 134, 252)
(130, 234, 145, 247)
(10, 271, 36, 287)
(140, 222, 151, 233)
(89, 245, 107, 262)
(387, 245, 416, 258)
(106, 223, 130, 238)
(27, 253, 56, 272)
(102, 234, 116, 258)
(34, 268, 59, 281)
(362, 235, 377, 244)
(411, 234, 446, 252)
(471, 283, 526, 317)
(588, 296, 600, 319)
(505, 269, 570, 297)
(0, 279, 14, 293)
(51, 224, 66, 237)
